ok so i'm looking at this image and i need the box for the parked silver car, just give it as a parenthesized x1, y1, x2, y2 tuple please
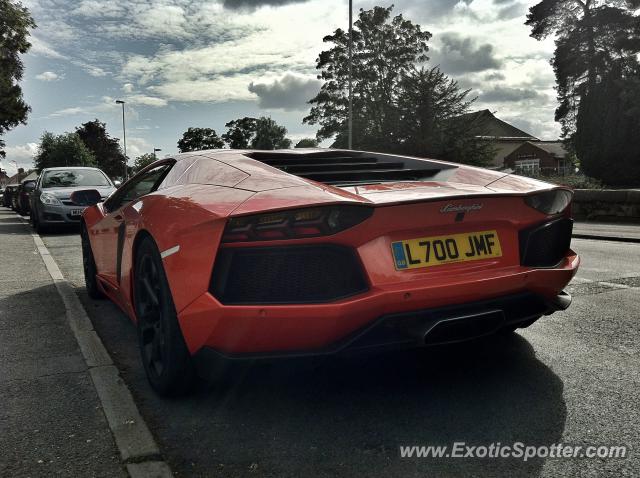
(30, 167, 116, 233)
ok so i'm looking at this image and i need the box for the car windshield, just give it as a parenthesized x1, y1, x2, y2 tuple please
(42, 169, 110, 188)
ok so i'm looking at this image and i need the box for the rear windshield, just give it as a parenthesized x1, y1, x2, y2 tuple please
(42, 169, 111, 188)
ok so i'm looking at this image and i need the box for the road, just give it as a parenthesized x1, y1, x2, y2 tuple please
(25, 225, 640, 476)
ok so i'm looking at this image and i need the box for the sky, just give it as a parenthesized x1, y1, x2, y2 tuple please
(1, 0, 559, 176)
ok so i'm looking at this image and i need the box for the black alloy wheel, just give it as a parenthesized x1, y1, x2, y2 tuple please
(134, 237, 195, 396)
(81, 224, 103, 299)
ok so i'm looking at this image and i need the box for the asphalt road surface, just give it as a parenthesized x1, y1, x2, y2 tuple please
(33, 225, 640, 477)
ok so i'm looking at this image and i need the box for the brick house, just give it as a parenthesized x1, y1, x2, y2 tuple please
(504, 141, 570, 175)
(457, 109, 539, 169)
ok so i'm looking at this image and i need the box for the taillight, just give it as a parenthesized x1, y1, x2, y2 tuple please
(524, 189, 572, 215)
(222, 206, 373, 243)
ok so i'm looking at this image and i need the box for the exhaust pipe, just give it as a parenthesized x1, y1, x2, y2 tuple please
(424, 310, 505, 345)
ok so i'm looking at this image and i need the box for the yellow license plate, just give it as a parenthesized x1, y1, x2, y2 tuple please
(391, 230, 502, 270)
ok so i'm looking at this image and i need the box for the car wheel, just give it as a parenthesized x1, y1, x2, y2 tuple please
(81, 224, 103, 300)
(134, 236, 196, 397)
(33, 214, 47, 234)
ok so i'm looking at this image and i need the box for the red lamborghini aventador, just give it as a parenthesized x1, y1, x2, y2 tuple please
(80, 149, 579, 396)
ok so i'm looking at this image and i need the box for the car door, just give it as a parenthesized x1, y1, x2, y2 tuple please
(93, 162, 174, 288)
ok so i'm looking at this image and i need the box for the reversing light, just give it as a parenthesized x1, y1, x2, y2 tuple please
(524, 189, 573, 215)
(222, 206, 373, 243)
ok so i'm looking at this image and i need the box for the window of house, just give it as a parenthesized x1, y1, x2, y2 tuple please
(515, 158, 540, 175)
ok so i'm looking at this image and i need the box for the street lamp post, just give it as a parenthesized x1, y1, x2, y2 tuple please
(115, 100, 127, 180)
(153, 148, 162, 160)
(348, 0, 353, 150)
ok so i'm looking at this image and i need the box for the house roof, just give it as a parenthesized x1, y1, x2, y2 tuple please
(530, 141, 567, 158)
(21, 171, 38, 182)
(457, 109, 539, 140)
(6, 170, 35, 185)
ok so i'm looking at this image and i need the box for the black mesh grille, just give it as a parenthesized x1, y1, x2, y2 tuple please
(519, 217, 573, 267)
(210, 245, 368, 304)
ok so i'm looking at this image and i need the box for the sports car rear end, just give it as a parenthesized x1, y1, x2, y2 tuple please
(172, 151, 578, 363)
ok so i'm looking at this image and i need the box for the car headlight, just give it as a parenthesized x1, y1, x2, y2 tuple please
(524, 189, 572, 215)
(40, 192, 62, 206)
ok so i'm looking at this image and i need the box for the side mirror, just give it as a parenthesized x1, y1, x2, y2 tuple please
(114, 180, 122, 187)
(70, 189, 102, 207)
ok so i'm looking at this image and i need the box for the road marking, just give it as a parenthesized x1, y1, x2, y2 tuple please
(18, 214, 173, 476)
(599, 281, 631, 290)
(570, 277, 593, 284)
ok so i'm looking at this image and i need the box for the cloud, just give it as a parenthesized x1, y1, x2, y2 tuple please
(35, 71, 62, 82)
(400, 0, 474, 20)
(72, 0, 126, 18)
(497, 2, 528, 20)
(222, 0, 310, 10)
(126, 137, 153, 159)
(1, 143, 39, 173)
(84, 65, 108, 77)
(119, 6, 329, 104)
(46, 97, 124, 119)
(29, 36, 67, 59)
(48, 106, 88, 118)
(248, 73, 321, 110)
(125, 95, 168, 107)
(122, 83, 134, 93)
(484, 72, 507, 81)
(148, 77, 258, 103)
(480, 86, 546, 102)
(432, 33, 502, 74)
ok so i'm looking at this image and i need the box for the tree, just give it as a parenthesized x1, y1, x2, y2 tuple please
(222, 116, 292, 149)
(396, 67, 494, 166)
(526, 0, 640, 185)
(222, 117, 257, 148)
(177, 127, 225, 152)
(34, 132, 96, 171)
(574, 63, 640, 186)
(305, 6, 431, 150)
(295, 138, 320, 148)
(526, 0, 640, 138)
(252, 117, 292, 149)
(76, 119, 125, 179)
(133, 153, 156, 172)
(304, 5, 490, 165)
(0, 0, 36, 158)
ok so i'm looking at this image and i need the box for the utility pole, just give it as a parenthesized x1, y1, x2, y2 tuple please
(115, 100, 127, 180)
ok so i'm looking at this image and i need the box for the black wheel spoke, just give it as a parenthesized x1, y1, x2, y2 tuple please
(135, 250, 168, 382)
(141, 276, 160, 307)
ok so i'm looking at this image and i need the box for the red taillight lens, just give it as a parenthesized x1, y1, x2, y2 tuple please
(222, 206, 373, 243)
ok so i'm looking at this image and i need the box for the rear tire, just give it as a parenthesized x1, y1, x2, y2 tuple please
(81, 224, 103, 299)
(134, 237, 196, 397)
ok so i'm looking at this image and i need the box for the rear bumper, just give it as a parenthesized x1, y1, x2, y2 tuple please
(178, 250, 579, 356)
(193, 290, 571, 365)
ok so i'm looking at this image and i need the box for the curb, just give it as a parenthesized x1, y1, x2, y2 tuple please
(572, 234, 640, 244)
(23, 216, 173, 477)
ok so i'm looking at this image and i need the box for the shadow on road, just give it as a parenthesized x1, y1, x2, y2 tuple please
(78, 286, 567, 478)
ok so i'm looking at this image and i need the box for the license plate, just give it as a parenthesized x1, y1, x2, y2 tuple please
(70, 208, 84, 216)
(391, 230, 502, 270)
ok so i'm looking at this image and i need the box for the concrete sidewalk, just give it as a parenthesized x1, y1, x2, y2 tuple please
(0, 208, 126, 477)
(573, 221, 640, 242)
